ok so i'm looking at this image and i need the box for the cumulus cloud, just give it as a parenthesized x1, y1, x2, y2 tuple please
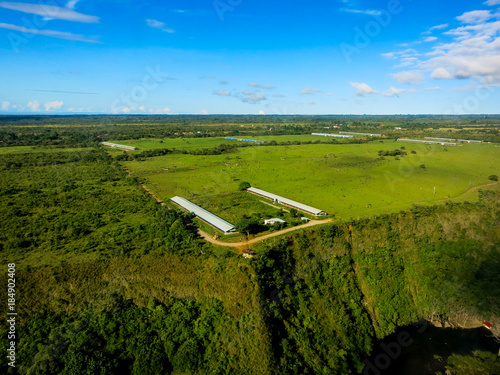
(430, 68, 453, 79)
(391, 70, 424, 84)
(146, 19, 175, 33)
(386, 8, 500, 84)
(424, 36, 437, 42)
(258, 110, 265, 115)
(301, 87, 321, 95)
(213, 89, 231, 96)
(350, 82, 379, 96)
(249, 82, 275, 89)
(456, 10, 493, 24)
(484, 0, 500, 5)
(0, 2, 99, 23)
(44, 101, 63, 111)
(27, 100, 40, 111)
(238, 90, 266, 104)
(2, 101, 10, 110)
(0, 22, 101, 43)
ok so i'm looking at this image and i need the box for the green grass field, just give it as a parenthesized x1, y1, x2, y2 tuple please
(102, 134, 358, 154)
(119, 139, 499, 224)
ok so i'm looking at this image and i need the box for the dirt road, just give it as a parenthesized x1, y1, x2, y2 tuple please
(198, 219, 333, 248)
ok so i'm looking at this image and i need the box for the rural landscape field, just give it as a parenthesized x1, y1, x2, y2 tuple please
(0, 115, 499, 375)
(2, 0, 500, 373)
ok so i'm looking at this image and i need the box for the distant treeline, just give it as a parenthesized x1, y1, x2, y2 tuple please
(0, 114, 499, 147)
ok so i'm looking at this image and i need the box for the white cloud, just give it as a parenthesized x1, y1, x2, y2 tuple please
(249, 82, 275, 89)
(424, 23, 449, 34)
(0, 23, 101, 43)
(200, 109, 208, 115)
(258, 110, 265, 115)
(213, 89, 231, 96)
(386, 9, 500, 84)
(2, 101, 10, 110)
(27, 100, 40, 111)
(391, 70, 424, 84)
(431, 68, 453, 79)
(146, 19, 175, 33)
(301, 87, 321, 95)
(44, 101, 63, 111)
(342, 8, 382, 16)
(0, 2, 99, 23)
(382, 87, 405, 97)
(66, 0, 80, 10)
(237, 90, 266, 104)
(424, 36, 437, 42)
(308, 100, 316, 105)
(457, 10, 493, 24)
(148, 107, 171, 114)
(484, 0, 500, 5)
(350, 82, 380, 96)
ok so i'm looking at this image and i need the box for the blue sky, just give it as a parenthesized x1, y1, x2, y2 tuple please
(1, 0, 499, 115)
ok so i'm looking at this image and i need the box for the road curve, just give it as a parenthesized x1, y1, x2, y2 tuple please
(198, 219, 333, 248)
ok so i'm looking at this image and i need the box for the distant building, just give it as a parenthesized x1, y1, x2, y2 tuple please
(247, 186, 328, 216)
(170, 196, 236, 233)
(264, 218, 286, 225)
(301, 217, 310, 222)
(101, 142, 138, 151)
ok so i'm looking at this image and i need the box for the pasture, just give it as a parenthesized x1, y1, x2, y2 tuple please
(120, 139, 499, 223)
(102, 134, 356, 153)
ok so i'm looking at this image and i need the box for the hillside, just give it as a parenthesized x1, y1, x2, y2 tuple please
(0, 145, 498, 374)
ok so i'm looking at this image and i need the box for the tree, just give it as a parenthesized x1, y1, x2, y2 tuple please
(235, 217, 261, 235)
(238, 181, 251, 190)
(420, 164, 426, 169)
(289, 208, 299, 218)
(488, 175, 498, 181)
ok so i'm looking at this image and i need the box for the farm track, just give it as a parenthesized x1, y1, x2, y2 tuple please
(121, 166, 167, 206)
(198, 219, 333, 249)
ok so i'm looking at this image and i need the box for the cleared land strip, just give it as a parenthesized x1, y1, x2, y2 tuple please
(198, 219, 333, 248)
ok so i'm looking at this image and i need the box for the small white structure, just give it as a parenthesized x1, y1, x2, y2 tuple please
(264, 218, 286, 225)
(301, 217, 310, 222)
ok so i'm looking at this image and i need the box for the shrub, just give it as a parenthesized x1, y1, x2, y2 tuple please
(238, 181, 251, 190)
(488, 175, 498, 181)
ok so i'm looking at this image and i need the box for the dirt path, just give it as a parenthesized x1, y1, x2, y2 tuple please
(433, 181, 499, 204)
(122, 167, 167, 206)
(198, 219, 333, 248)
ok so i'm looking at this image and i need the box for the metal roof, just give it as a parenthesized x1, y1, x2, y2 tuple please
(247, 187, 327, 216)
(397, 138, 456, 146)
(101, 142, 138, 150)
(265, 218, 286, 223)
(311, 133, 353, 138)
(170, 196, 235, 233)
(339, 131, 382, 137)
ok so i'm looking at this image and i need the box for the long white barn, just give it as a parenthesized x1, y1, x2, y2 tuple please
(247, 187, 327, 216)
(170, 196, 236, 233)
(101, 142, 138, 151)
(311, 133, 352, 138)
